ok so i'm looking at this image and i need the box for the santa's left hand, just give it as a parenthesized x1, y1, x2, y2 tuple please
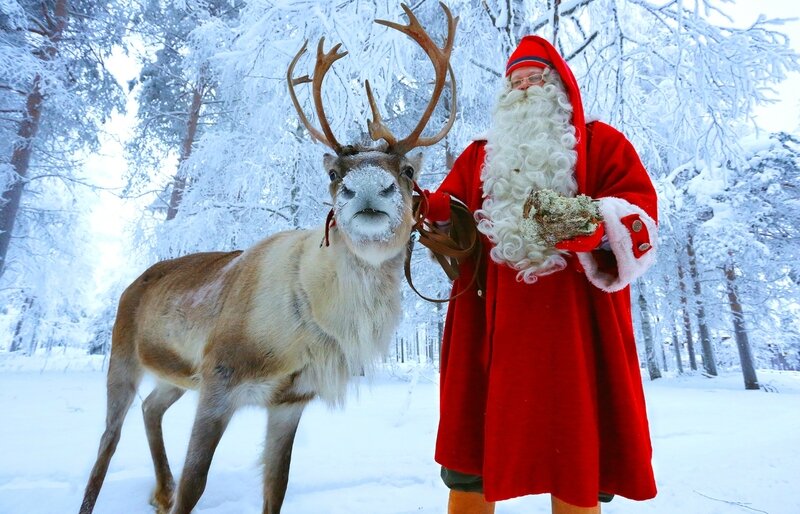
(423, 189, 452, 222)
(555, 223, 606, 252)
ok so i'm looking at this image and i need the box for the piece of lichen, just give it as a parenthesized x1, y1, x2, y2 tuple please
(521, 189, 602, 246)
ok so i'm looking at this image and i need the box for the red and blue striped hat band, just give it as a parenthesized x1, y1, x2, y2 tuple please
(505, 56, 553, 75)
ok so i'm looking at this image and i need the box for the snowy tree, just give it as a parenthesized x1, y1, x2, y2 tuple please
(0, 0, 129, 352)
(124, 0, 245, 221)
(657, 131, 800, 385)
(57, 0, 796, 381)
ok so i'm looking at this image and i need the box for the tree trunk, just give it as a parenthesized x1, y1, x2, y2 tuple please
(426, 331, 433, 363)
(445, 138, 456, 170)
(671, 331, 684, 374)
(288, 126, 304, 228)
(767, 344, 791, 371)
(25, 311, 41, 356)
(0, 81, 43, 279)
(0, 0, 69, 279)
(551, 0, 562, 45)
(724, 262, 760, 390)
(166, 83, 204, 220)
(637, 286, 661, 380)
(676, 262, 698, 371)
(686, 234, 717, 375)
(662, 273, 684, 373)
(9, 296, 35, 352)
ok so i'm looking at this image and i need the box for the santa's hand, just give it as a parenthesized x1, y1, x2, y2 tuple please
(555, 223, 605, 252)
(423, 189, 452, 222)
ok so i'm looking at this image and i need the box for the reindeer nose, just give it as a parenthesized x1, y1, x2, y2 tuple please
(342, 167, 395, 198)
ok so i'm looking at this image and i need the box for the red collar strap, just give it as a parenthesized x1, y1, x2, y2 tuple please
(322, 209, 336, 247)
(412, 181, 429, 228)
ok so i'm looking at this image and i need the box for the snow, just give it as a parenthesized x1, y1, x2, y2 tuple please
(0, 360, 798, 514)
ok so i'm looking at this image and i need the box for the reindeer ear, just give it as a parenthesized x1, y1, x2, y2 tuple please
(323, 153, 338, 181)
(406, 152, 424, 180)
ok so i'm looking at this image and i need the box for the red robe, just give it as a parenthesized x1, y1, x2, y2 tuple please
(434, 121, 658, 507)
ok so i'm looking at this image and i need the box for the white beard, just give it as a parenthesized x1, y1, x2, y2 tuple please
(475, 78, 579, 283)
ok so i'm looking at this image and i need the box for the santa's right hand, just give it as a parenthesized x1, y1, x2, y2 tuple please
(555, 223, 605, 252)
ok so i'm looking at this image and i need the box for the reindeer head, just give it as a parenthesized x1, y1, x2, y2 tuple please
(287, 3, 457, 266)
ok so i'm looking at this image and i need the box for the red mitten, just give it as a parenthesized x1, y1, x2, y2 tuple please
(555, 223, 605, 252)
(424, 190, 452, 222)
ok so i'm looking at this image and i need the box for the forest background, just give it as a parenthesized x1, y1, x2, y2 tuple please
(1, 0, 799, 390)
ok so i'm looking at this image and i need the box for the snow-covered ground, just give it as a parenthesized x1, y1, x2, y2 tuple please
(0, 354, 798, 514)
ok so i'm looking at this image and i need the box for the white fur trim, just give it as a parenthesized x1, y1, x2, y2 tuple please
(584, 112, 602, 124)
(450, 195, 467, 208)
(576, 197, 657, 292)
(471, 132, 488, 141)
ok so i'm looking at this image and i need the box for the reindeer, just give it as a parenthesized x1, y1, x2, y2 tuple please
(78, 4, 457, 514)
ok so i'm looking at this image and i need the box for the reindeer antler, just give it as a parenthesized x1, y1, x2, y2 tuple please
(368, 2, 458, 155)
(287, 38, 348, 154)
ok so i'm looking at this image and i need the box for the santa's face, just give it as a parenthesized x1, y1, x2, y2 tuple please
(508, 65, 549, 91)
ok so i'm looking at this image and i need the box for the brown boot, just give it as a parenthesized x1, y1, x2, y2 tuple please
(551, 495, 600, 514)
(448, 490, 496, 514)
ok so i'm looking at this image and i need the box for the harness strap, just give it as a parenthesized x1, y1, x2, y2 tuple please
(406, 183, 483, 303)
(320, 183, 483, 303)
(322, 209, 335, 247)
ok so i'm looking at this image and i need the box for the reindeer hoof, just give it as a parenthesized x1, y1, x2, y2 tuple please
(149, 484, 175, 514)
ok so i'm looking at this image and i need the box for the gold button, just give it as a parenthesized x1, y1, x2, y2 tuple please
(632, 220, 643, 232)
(638, 242, 651, 251)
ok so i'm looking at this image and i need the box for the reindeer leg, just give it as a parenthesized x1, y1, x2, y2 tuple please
(142, 382, 186, 514)
(170, 375, 235, 514)
(262, 402, 307, 514)
(80, 353, 143, 514)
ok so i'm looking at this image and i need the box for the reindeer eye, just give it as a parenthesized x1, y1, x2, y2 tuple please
(328, 170, 337, 181)
(401, 166, 414, 179)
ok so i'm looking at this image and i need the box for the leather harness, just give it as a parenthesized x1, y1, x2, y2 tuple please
(406, 183, 483, 303)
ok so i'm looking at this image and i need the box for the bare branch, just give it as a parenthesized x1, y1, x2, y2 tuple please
(469, 58, 502, 78)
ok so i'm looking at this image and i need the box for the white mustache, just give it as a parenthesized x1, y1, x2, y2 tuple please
(497, 87, 538, 107)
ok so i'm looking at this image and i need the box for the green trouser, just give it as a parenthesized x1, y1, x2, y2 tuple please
(440, 467, 615, 503)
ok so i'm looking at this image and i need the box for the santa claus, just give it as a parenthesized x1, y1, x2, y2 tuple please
(425, 36, 659, 513)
